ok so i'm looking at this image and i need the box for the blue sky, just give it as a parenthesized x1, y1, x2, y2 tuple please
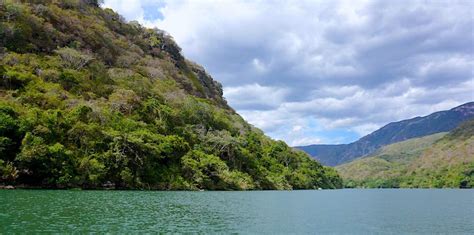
(103, 0, 474, 146)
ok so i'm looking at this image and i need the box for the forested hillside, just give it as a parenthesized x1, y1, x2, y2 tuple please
(297, 102, 474, 166)
(0, 0, 341, 190)
(337, 120, 474, 188)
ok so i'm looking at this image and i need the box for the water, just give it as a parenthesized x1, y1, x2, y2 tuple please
(0, 189, 473, 234)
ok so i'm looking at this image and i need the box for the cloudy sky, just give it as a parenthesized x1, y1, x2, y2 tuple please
(102, 0, 474, 146)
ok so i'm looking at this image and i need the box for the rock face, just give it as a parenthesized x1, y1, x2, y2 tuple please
(297, 102, 474, 166)
(188, 61, 228, 108)
(1, 185, 15, 189)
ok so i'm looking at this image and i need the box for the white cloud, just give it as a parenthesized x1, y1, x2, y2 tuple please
(102, 0, 144, 20)
(252, 58, 267, 74)
(291, 137, 323, 147)
(224, 83, 289, 110)
(103, 0, 474, 145)
(352, 123, 380, 136)
(292, 125, 303, 132)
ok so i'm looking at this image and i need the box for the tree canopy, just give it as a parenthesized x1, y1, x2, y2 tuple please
(0, 0, 342, 190)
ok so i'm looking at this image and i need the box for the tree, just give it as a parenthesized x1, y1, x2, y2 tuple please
(0, 160, 19, 184)
(109, 89, 141, 115)
(0, 105, 22, 161)
(181, 150, 230, 190)
(83, 0, 104, 7)
(54, 48, 94, 70)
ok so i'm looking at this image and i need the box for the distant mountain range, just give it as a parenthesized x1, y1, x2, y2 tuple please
(336, 119, 474, 188)
(296, 102, 474, 166)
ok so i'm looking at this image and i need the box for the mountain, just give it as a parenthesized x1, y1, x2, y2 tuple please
(336, 133, 447, 187)
(0, 1, 342, 190)
(296, 102, 474, 166)
(337, 119, 474, 188)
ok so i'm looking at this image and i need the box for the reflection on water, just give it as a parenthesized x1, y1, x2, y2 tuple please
(1, 189, 473, 233)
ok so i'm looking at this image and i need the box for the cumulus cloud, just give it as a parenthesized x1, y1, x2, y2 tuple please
(103, 0, 474, 145)
(224, 84, 289, 110)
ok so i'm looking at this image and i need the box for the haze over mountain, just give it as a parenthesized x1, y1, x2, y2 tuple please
(297, 102, 474, 166)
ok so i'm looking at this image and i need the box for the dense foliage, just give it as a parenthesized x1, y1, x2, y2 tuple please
(0, 0, 342, 190)
(337, 120, 474, 188)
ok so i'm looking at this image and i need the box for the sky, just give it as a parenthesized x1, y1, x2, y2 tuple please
(102, 0, 474, 146)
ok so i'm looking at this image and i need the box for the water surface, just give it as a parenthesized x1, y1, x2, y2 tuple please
(1, 189, 473, 233)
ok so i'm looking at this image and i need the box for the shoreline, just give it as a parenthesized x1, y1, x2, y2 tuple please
(0, 185, 469, 191)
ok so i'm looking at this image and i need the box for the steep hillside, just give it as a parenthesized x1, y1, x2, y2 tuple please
(337, 120, 474, 188)
(297, 102, 474, 166)
(336, 133, 447, 187)
(0, 1, 342, 190)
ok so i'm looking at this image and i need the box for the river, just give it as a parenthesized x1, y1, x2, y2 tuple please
(1, 189, 473, 233)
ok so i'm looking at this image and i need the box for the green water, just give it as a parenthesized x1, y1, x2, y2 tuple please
(0, 189, 473, 233)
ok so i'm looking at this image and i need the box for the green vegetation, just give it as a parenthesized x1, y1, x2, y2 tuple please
(0, 1, 341, 190)
(297, 102, 474, 166)
(337, 120, 474, 188)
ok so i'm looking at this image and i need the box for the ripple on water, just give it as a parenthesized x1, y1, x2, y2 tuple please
(0, 189, 473, 233)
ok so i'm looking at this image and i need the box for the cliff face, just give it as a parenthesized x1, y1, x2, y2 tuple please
(0, 0, 341, 190)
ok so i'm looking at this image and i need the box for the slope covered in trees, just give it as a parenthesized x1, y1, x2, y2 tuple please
(337, 120, 474, 188)
(297, 102, 474, 166)
(0, 0, 342, 190)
